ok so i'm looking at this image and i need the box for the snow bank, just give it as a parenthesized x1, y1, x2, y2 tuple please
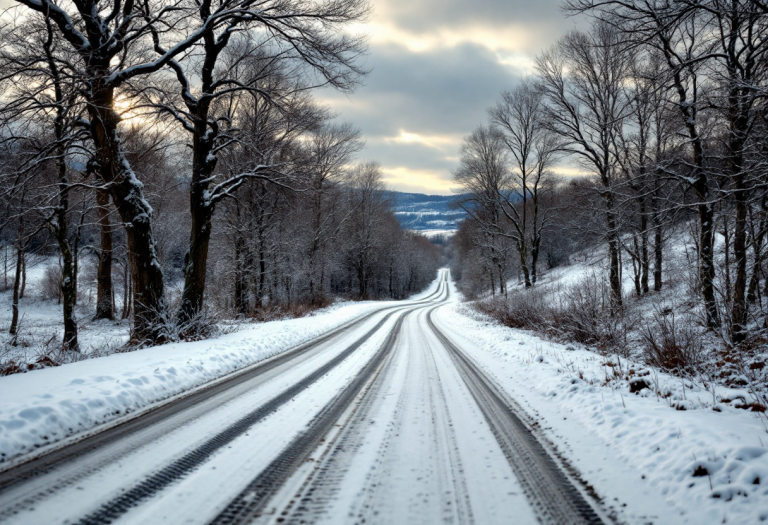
(434, 296, 768, 524)
(0, 279, 439, 466)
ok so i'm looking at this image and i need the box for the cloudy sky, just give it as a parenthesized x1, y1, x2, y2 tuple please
(318, 0, 586, 195)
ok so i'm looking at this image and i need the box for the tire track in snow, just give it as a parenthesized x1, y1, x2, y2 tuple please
(255, 277, 475, 525)
(249, 320, 404, 525)
(349, 306, 474, 525)
(0, 283, 447, 522)
(426, 308, 607, 525)
(348, 306, 474, 525)
(209, 279, 451, 524)
(68, 307, 418, 525)
(208, 309, 412, 524)
(0, 279, 444, 484)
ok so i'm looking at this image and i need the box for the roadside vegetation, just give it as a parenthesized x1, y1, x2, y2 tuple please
(450, 0, 768, 408)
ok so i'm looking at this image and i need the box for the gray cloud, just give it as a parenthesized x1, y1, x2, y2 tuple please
(381, 0, 580, 47)
(366, 140, 456, 172)
(326, 42, 521, 135)
(318, 0, 586, 194)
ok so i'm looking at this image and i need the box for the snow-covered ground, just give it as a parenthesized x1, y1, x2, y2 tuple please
(0, 278, 441, 466)
(436, 281, 768, 524)
(491, 224, 768, 406)
(508, 225, 695, 299)
(3, 268, 767, 524)
(0, 256, 131, 362)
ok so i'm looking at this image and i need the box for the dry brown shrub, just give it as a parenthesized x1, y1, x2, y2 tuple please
(41, 265, 63, 302)
(641, 309, 703, 373)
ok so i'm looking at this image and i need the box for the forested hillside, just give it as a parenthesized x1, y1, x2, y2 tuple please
(449, 4, 768, 405)
(385, 191, 466, 235)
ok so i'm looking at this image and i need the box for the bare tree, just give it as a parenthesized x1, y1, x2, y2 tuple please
(304, 123, 363, 303)
(343, 162, 388, 299)
(564, 0, 725, 329)
(489, 80, 560, 287)
(0, 15, 89, 350)
(454, 126, 513, 296)
(93, 188, 114, 321)
(537, 24, 632, 313)
(567, 0, 768, 338)
(132, 0, 369, 331)
(613, 54, 678, 297)
(5, 0, 366, 343)
(5, 0, 200, 343)
(705, 0, 768, 341)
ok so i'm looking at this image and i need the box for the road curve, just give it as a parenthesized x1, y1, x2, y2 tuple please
(244, 274, 608, 525)
(0, 271, 608, 525)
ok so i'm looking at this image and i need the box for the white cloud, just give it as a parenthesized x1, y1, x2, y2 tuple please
(380, 166, 458, 195)
(385, 131, 462, 151)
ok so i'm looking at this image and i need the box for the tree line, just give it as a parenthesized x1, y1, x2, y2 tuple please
(0, 0, 439, 351)
(452, 0, 768, 349)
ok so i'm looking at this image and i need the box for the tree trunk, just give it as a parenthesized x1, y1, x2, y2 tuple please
(654, 225, 663, 291)
(605, 194, 623, 313)
(652, 177, 663, 292)
(9, 243, 23, 338)
(178, 108, 218, 331)
(531, 228, 541, 285)
(177, 25, 234, 331)
(58, 237, 78, 351)
(19, 250, 26, 299)
(259, 238, 267, 307)
(632, 235, 642, 297)
(234, 224, 246, 316)
(357, 259, 367, 299)
(678, 72, 719, 328)
(723, 215, 731, 310)
(640, 199, 649, 294)
(700, 204, 719, 329)
(54, 160, 79, 351)
(746, 217, 765, 308)
(518, 244, 532, 288)
(89, 85, 166, 344)
(73, 212, 84, 306)
(94, 189, 114, 320)
(56, 259, 62, 304)
(498, 262, 507, 296)
(730, 165, 748, 343)
(121, 261, 132, 320)
(308, 244, 319, 303)
(178, 197, 213, 329)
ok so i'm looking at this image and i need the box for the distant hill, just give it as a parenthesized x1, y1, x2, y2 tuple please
(384, 191, 467, 237)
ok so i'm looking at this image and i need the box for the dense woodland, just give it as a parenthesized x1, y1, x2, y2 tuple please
(0, 0, 439, 355)
(450, 0, 768, 391)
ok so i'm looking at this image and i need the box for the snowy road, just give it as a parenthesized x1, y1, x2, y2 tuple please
(0, 271, 606, 525)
